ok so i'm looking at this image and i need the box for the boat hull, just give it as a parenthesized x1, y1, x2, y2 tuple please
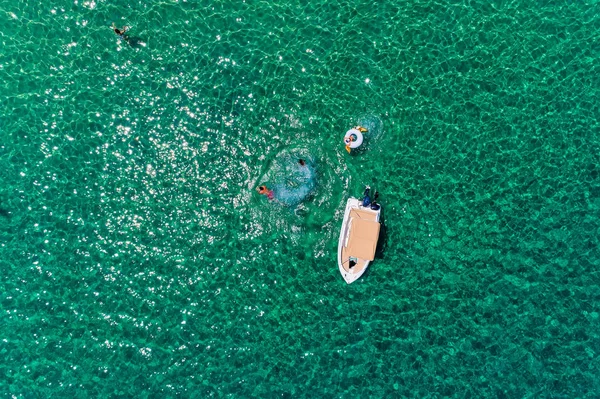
(337, 198, 381, 284)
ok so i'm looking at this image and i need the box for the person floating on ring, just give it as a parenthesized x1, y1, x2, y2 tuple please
(344, 126, 368, 153)
(257, 185, 274, 200)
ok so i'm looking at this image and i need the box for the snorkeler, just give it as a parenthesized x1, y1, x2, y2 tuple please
(257, 185, 274, 200)
(112, 23, 128, 36)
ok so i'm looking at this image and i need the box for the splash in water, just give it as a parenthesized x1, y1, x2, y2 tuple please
(258, 149, 317, 206)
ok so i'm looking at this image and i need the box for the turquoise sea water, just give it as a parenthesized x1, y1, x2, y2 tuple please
(2, 0, 600, 397)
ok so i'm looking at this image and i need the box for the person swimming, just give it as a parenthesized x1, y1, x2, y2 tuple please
(257, 185, 274, 200)
(112, 23, 128, 36)
(298, 159, 306, 166)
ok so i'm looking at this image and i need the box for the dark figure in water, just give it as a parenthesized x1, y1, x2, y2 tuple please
(112, 24, 128, 36)
(112, 24, 144, 48)
(298, 159, 306, 166)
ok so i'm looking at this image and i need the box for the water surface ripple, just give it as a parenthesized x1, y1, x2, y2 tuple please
(1, 0, 600, 397)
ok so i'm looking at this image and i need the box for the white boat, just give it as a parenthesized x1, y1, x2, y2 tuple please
(337, 196, 381, 284)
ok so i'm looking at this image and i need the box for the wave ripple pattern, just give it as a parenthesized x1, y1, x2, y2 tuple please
(1, 0, 600, 397)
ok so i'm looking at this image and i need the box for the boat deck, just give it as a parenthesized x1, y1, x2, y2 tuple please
(339, 205, 381, 279)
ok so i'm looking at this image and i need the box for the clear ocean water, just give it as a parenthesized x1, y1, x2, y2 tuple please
(2, 0, 600, 397)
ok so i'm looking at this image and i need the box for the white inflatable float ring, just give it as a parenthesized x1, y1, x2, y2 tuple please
(344, 128, 364, 149)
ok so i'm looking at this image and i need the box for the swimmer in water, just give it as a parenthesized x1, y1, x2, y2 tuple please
(257, 185, 274, 200)
(112, 23, 128, 36)
(298, 159, 306, 166)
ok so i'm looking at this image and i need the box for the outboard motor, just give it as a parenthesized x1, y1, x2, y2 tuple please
(370, 191, 380, 210)
(362, 186, 372, 207)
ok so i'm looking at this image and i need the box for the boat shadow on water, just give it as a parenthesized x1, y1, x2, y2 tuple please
(375, 210, 387, 259)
